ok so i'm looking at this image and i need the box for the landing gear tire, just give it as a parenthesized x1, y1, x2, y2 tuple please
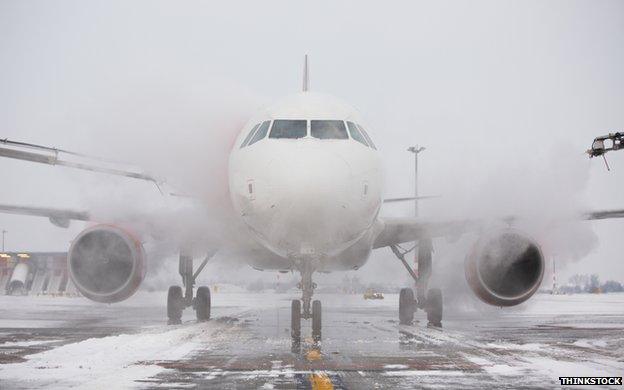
(312, 300, 322, 343)
(399, 288, 415, 325)
(195, 286, 211, 322)
(426, 288, 443, 327)
(167, 286, 183, 325)
(291, 299, 301, 352)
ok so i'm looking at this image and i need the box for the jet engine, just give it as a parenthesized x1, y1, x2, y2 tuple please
(68, 225, 146, 303)
(465, 229, 544, 307)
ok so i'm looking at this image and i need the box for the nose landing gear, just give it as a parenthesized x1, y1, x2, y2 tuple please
(291, 299, 301, 352)
(291, 264, 322, 352)
(167, 250, 216, 325)
(312, 299, 322, 343)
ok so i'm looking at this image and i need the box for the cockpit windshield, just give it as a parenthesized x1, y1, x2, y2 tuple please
(346, 121, 369, 146)
(250, 119, 376, 149)
(357, 124, 377, 150)
(240, 123, 260, 148)
(248, 121, 271, 146)
(310, 120, 348, 140)
(269, 120, 307, 139)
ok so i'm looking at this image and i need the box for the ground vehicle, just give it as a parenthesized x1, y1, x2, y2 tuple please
(364, 289, 384, 300)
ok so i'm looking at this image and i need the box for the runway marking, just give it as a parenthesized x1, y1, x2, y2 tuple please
(310, 372, 334, 390)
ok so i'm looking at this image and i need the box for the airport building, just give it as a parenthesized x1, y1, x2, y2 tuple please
(0, 252, 79, 296)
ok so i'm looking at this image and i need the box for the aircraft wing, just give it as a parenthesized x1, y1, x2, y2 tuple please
(583, 209, 624, 220)
(373, 217, 476, 249)
(0, 203, 90, 228)
(0, 137, 210, 239)
(382, 195, 439, 204)
(373, 209, 624, 249)
(0, 138, 167, 193)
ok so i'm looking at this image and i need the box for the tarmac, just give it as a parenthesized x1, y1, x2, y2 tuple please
(0, 290, 623, 389)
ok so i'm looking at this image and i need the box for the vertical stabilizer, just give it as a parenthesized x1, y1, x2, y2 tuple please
(302, 54, 309, 92)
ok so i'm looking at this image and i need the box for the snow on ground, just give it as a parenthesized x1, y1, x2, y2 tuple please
(506, 292, 624, 316)
(0, 339, 62, 348)
(0, 291, 264, 389)
(383, 364, 409, 369)
(573, 339, 608, 348)
(485, 342, 543, 351)
(0, 322, 221, 389)
(520, 356, 622, 379)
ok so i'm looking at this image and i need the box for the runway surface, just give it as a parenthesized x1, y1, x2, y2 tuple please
(0, 290, 623, 389)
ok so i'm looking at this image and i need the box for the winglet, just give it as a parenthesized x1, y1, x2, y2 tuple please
(302, 54, 309, 92)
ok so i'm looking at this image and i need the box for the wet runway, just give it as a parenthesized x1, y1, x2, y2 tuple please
(0, 291, 623, 389)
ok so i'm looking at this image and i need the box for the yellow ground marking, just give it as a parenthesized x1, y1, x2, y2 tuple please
(306, 349, 322, 361)
(310, 372, 334, 390)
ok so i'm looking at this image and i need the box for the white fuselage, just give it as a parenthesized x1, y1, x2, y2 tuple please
(228, 92, 383, 271)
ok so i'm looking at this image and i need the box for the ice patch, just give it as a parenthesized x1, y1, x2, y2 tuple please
(483, 364, 524, 376)
(462, 355, 524, 376)
(463, 355, 490, 366)
(0, 339, 62, 347)
(383, 370, 465, 377)
(486, 342, 543, 351)
(573, 339, 608, 348)
(384, 364, 408, 369)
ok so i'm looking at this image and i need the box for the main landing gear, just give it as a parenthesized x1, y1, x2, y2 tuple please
(167, 250, 215, 325)
(392, 238, 443, 327)
(291, 263, 322, 352)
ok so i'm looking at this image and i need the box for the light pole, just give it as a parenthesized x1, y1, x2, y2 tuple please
(407, 145, 426, 217)
(1, 229, 6, 252)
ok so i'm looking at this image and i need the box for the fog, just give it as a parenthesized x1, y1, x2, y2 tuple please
(1, 0, 623, 297)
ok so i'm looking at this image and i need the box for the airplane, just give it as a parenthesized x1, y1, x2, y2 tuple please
(1, 56, 623, 347)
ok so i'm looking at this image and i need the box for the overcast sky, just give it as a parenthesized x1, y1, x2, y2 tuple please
(1, 1, 623, 287)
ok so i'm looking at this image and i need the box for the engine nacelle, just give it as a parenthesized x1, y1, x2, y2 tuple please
(465, 229, 544, 307)
(68, 225, 146, 303)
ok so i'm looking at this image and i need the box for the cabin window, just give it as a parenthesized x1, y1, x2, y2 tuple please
(310, 120, 348, 140)
(346, 121, 369, 146)
(248, 121, 271, 146)
(269, 120, 307, 139)
(240, 123, 260, 148)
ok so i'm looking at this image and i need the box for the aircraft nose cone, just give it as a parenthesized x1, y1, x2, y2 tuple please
(266, 146, 356, 255)
(282, 154, 350, 200)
